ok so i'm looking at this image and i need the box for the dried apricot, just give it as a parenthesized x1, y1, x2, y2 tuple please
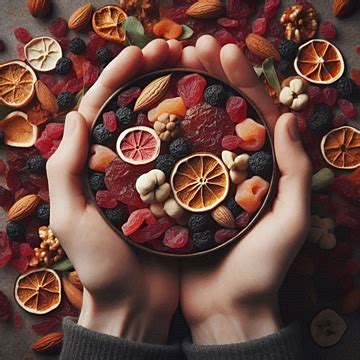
(235, 176, 269, 213)
(153, 19, 183, 40)
(148, 97, 187, 122)
(235, 118, 266, 151)
(88, 144, 117, 172)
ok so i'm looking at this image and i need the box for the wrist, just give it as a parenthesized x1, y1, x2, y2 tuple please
(78, 290, 172, 344)
(189, 298, 282, 345)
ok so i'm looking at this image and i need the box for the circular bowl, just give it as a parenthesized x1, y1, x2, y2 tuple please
(85, 69, 278, 258)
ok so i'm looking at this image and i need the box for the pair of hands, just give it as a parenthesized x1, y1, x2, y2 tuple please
(46, 36, 312, 345)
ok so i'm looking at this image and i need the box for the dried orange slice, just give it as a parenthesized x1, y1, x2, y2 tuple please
(321, 126, 360, 169)
(0, 60, 37, 108)
(92, 5, 127, 43)
(14, 268, 61, 315)
(294, 39, 344, 84)
(170, 153, 229, 212)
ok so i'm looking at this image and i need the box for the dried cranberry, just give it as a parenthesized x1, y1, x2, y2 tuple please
(264, 0, 281, 14)
(117, 87, 142, 107)
(103, 111, 117, 132)
(14, 27, 32, 43)
(252, 18, 267, 36)
(57, 37, 70, 52)
(0, 291, 12, 321)
(122, 209, 157, 236)
(307, 85, 323, 105)
(83, 62, 99, 87)
(163, 226, 189, 249)
(338, 99, 357, 118)
(136, 113, 150, 126)
(16, 44, 25, 61)
(176, 74, 207, 108)
(129, 217, 174, 243)
(214, 29, 238, 46)
(332, 114, 347, 128)
(12, 256, 30, 273)
(46, 123, 64, 139)
(221, 135, 242, 150)
(35, 137, 53, 155)
(0, 160, 6, 175)
(226, 96, 248, 123)
(96, 190, 118, 209)
(322, 86, 338, 106)
(48, 17, 68, 38)
(85, 36, 106, 64)
(62, 78, 83, 93)
(320, 21, 337, 39)
(0, 40, 4, 52)
(217, 18, 239, 28)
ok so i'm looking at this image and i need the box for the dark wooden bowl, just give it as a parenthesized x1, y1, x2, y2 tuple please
(85, 68, 278, 258)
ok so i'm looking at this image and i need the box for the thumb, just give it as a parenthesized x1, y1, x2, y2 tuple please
(272, 113, 312, 227)
(47, 111, 89, 219)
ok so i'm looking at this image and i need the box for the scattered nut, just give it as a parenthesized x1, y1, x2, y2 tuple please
(154, 113, 179, 141)
(136, 169, 171, 203)
(279, 78, 309, 111)
(307, 215, 336, 249)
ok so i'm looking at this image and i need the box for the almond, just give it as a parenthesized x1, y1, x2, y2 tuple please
(31, 332, 63, 354)
(8, 194, 40, 221)
(333, 0, 355, 17)
(186, 0, 224, 19)
(211, 205, 236, 229)
(68, 3, 93, 30)
(27, 0, 51, 18)
(68, 271, 83, 291)
(245, 33, 281, 62)
(35, 80, 58, 114)
(62, 277, 83, 311)
(134, 74, 172, 112)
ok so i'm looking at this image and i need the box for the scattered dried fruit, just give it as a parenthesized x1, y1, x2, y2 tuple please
(153, 19, 183, 40)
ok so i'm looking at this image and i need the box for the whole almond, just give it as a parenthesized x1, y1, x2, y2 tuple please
(211, 205, 236, 229)
(35, 80, 58, 114)
(333, 0, 355, 17)
(62, 277, 83, 311)
(134, 74, 172, 112)
(27, 0, 51, 18)
(245, 33, 281, 62)
(68, 3, 93, 30)
(8, 194, 40, 221)
(31, 332, 63, 354)
(68, 271, 83, 291)
(186, 0, 224, 19)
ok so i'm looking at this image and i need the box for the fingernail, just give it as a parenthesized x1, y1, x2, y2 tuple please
(63, 113, 77, 138)
(288, 115, 300, 142)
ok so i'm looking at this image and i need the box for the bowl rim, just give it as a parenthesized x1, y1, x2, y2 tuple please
(85, 68, 279, 258)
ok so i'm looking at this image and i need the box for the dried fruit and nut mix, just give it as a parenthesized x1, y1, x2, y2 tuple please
(0, 0, 358, 352)
(87, 71, 273, 254)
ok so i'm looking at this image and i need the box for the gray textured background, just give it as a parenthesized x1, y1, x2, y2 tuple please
(0, 1, 359, 359)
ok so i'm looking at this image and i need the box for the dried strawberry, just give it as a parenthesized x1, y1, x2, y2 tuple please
(122, 209, 157, 236)
(0, 291, 11, 321)
(39, 74, 57, 89)
(48, 17, 68, 38)
(14, 27, 32, 43)
(117, 87, 142, 107)
(176, 74, 207, 108)
(35, 137, 53, 155)
(96, 190, 118, 209)
(14, 312, 23, 329)
(264, 0, 281, 14)
(62, 78, 83, 93)
(12, 256, 30, 274)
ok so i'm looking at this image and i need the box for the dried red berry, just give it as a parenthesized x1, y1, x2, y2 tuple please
(117, 87, 142, 107)
(264, 0, 281, 14)
(217, 18, 239, 28)
(214, 29, 238, 46)
(338, 99, 357, 118)
(122, 209, 157, 236)
(307, 85, 323, 105)
(0, 291, 12, 321)
(252, 18, 268, 36)
(176, 74, 207, 108)
(16, 44, 25, 61)
(83, 62, 99, 87)
(235, 212, 252, 228)
(322, 86, 338, 106)
(136, 113, 150, 126)
(332, 114, 347, 128)
(163, 226, 189, 249)
(14, 27, 32, 43)
(320, 21, 337, 40)
(96, 190, 118, 209)
(221, 135, 242, 150)
(292, 112, 307, 133)
(0, 40, 4, 52)
(0, 232, 12, 268)
(103, 111, 117, 132)
(14, 312, 23, 329)
(226, 96, 248, 123)
(45, 123, 64, 140)
(62, 78, 83, 93)
(214, 229, 238, 244)
(48, 17, 68, 38)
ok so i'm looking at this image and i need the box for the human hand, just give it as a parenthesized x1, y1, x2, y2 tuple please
(46, 39, 183, 344)
(179, 36, 313, 345)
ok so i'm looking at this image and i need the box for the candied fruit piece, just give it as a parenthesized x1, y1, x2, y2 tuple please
(214, 229, 238, 244)
(45, 123, 64, 140)
(96, 190, 118, 209)
(235, 118, 266, 151)
(103, 111, 117, 133)
(226, 96, 248, 123)
(14, 27, 32, 43)
(252, 18, 267, 36)
(117, 87, 142, 107)
(320, 21, 337, 40)
(122, 208, 157, 236)
(235, 176, 269, 213)
(180, 102, 235, 154)
(153, 19, 183, 40)
(338, 99, 357, 118)
(129, 216, 174, 243)
(217, 18, 239, 28)
(69, 54, 87, 78)
(322, 87, 338, 106)
(148, 97, 187, 122)
(88, 144, 117, 173)
(163, 226, 189, 249)
(62, 78, 83, 94)
(48, 17, 68, 38)
(264, 0, 280, 14)
(176, 74, 207, 108)
(221, 135, 242, 150)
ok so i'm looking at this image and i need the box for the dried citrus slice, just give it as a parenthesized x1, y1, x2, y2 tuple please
(24, 36, 62, 72)
(0, 60, 37, 108)
(170, 153, 229, 212)
(294, 39, 344, 84)
(14, 268, 61, 315)
(321, 126, 360, 169)
(116, 126, 161, 165)
(92, 5, 127, 43)
(0, 111, 38, 148)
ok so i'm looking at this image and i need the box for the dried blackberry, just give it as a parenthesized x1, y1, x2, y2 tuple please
(92, 123, 115, 145)
(6, 221, 25, 239)
(156, 154, 176, 177)
(336, 78, 357, 99)
(116, 107, 135, 126)
(55, 57, 72, 75)
(104, 205, 128, 225)
(193, 230, 215, 251)
(188, 213, 213, 233)
(37, 204, 50, 224)
(25, 155, 46, 173)
(224, 197, 242, 217)
(96, 47, 113, 64)
(89, 172, 106, 191)
(278, 40, 298, 61)
(57, 92, 75, 111)
(278, 59, 293, 76)
(69, 38, 86, 54)
(169, 137, 190, 159)
(0, 130, 4, 145)
(249, 151, 273, 179)
(308, 104, 332, 134)
(204, 84, 229, 107)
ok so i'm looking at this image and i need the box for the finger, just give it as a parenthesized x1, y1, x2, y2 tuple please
(220, 44, 278, 133)
(165, 39, 183, 67)
(142, 39, 169, 73)
(272, 113, 312, 226)
(195, 35, 227, 80)
(180, 46, 205, 70)
(47, 112, 89, 218)
(79, 46, 143, 127)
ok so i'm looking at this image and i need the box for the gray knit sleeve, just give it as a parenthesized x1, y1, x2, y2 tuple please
(60, 317, 183, 360)
(182, 322, 305, 360)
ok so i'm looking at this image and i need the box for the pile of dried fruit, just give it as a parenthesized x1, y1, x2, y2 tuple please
(0, 0, 358, 355)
